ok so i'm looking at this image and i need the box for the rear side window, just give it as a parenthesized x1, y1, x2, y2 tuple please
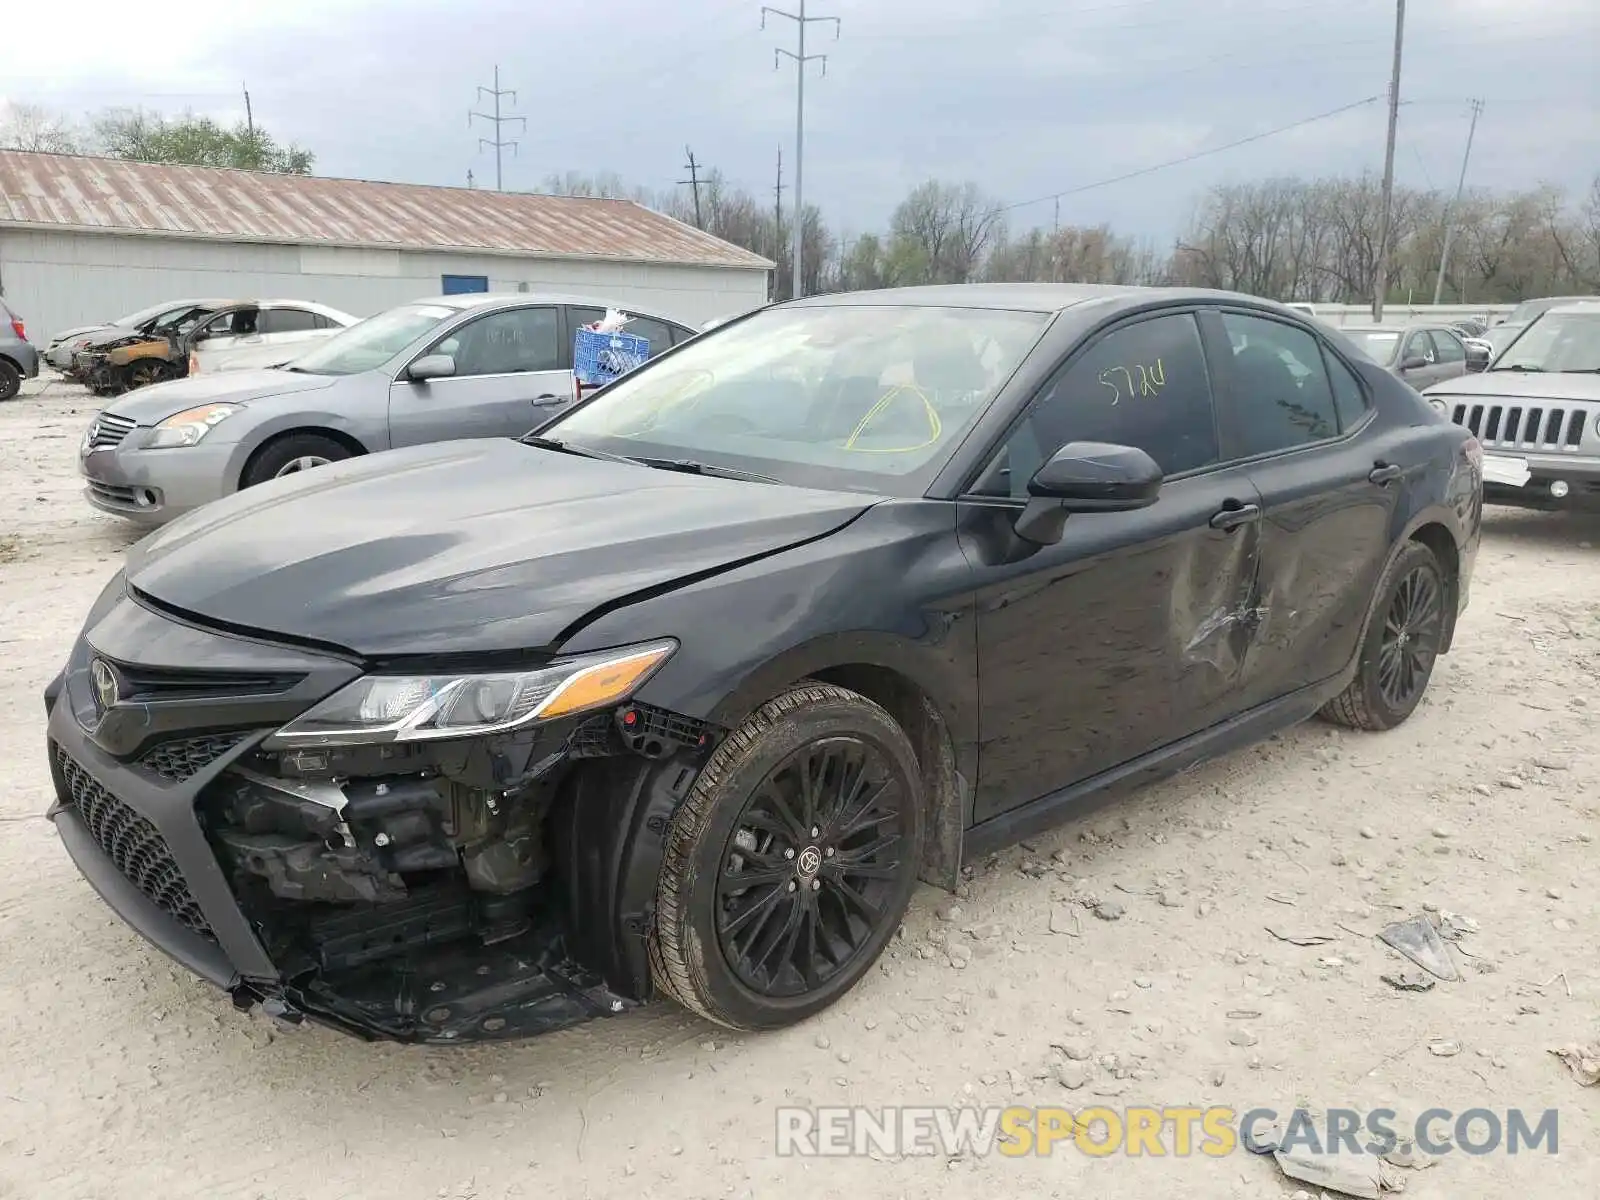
(1220, 312, 1341, 457)
(1432, 328, 1465, 363)
(1324, 351, 1370, 432)
(261, 308, 321, 334)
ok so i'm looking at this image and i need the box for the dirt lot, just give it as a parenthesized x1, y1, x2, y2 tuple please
(1, 375, 1596, 1200)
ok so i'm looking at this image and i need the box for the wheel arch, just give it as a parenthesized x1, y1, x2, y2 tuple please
(238, 426, 370, 488)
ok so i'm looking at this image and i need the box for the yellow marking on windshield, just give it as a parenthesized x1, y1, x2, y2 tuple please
(842, 384, 943, 453)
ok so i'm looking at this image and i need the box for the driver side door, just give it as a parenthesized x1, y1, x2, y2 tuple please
(958, 309, 1266, 821)
(387, 305, 570, 447)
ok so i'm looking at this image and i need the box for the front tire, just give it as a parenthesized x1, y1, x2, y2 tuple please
(0, 359, 20, 402)
(651, 682, 923, 1031)
(1320, 540, 1447, 731)
(240, 433, 352, 488)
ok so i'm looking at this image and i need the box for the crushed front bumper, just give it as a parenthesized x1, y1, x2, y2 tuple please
(43, 595, 640, 1043)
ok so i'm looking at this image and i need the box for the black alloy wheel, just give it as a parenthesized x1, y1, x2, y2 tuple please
(651, 682, 924, 1030)
(1321, 540, 1448, 731)
(716, 735, 908, 999)
(1376, 563, 1443, 711)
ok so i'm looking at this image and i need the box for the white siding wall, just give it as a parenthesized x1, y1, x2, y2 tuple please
(0, 229, 770, 340)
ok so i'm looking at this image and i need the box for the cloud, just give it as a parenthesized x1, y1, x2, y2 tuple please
(2, 0, 1594, 240)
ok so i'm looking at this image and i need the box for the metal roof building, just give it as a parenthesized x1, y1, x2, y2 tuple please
(0, 151, 773, 340)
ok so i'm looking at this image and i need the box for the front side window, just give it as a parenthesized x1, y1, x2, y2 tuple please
(286, 303, 458, 376)
(546, 304, 1051, 497)
(1491, 310, 1600, 374)
(1347, 329, 1401, 365)
(1221, 312, 1340, 456)
(970, 313, 1218, 498)
(1403, 331, 1437, 364)
(434, 307, 561, 376)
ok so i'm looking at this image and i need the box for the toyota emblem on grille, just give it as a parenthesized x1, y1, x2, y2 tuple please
(89, 659, 120, 713)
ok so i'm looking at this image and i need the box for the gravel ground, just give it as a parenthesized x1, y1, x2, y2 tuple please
(1, 374, 1596, 1200)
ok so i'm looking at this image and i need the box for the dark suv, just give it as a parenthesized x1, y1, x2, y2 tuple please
(0, 297, 40, 401)
(45, 284, 1483, 1044)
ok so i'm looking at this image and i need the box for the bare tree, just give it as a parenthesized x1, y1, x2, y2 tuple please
(0, 102, 82, 154)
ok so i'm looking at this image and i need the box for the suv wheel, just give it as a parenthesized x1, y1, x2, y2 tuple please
(1321, 540, 1447, 731)
(0, 359, 20, 402)
(651, 682, 923, 1030)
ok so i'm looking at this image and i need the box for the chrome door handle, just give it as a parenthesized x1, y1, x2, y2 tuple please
(1209, 502, 1261, 531)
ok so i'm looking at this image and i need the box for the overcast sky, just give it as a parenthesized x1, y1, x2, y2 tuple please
(3, 0, 1596, 244)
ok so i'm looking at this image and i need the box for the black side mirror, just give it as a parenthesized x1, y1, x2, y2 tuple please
(1465, 347, 1490, 372)
(1399, 354, 1429, 371)
(1015, 441, 1164, 545)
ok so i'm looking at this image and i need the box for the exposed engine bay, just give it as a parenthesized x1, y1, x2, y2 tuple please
(202, 703, 719, 1042)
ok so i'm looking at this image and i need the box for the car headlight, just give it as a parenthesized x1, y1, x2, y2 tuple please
(144, 403, 243, 448)
(264, 638, 678, 748)
(1428, 398, 1447, 416)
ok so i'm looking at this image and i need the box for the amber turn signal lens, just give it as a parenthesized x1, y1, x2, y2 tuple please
(537, 644, 675, 719)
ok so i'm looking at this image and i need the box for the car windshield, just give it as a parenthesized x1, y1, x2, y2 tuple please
(1347, 330, 1400, 362)
(117, 300, 195, 328)
(1483, 323, 1526, 353)
(542, 304, 1051, 496)
(1490, 310, 1600, 373)
(285, 303, 457, 376)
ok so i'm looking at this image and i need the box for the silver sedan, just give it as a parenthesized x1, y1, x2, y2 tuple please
(77, 293, 696, 526)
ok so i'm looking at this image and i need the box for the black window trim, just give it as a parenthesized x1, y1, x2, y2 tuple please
(955, 304, 1226, 503)
(1201, 306, 1375, 467)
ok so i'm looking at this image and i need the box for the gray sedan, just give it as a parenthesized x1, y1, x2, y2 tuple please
(77, 293, 697, 526)
(1343, 324, 1487, 389)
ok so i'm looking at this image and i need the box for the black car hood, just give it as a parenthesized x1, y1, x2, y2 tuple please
(124, 438, 876, 656)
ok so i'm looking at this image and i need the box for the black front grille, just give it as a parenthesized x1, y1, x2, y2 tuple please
(137, 733, 247, 782)
(112, 662, 304, 702)
(85, 479, 138, 508)
(54, 746, 214, 939)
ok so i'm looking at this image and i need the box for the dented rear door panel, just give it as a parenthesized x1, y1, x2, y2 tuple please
(1233, 427, 1402, 710)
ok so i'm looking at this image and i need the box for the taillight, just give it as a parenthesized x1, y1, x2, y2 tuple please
(8, 318, 23, 340)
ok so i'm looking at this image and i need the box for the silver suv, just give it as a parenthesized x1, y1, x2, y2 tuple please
(0, 297, 41, 402)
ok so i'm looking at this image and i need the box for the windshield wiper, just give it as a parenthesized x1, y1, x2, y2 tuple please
(519, 434, 639, 465)
(1491, 364, 1543, 372)
(634, 457, 781, 484)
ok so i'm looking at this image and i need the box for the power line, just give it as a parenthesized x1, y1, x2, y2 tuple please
(1000, 95, 1383, 215)
(469, 65, 525, 192)
(774, 144, 785, 272)
(763, 1, 840, 300)
(1373, 0, 1407, 321)
(1433, 98, 1484, 305)
(679, 147, 705, 229)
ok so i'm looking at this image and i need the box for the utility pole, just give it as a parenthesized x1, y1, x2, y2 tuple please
(679, 148, 704, 229)
(470, 65, 525, 192)
(1372, 0, 1406, 321)
(467, 169, 475, 189)
(1432, 98, 1483, 305)
(763, 1, 840, 300)
(242, 85, 254, 138)
(773, 147, 786, 300)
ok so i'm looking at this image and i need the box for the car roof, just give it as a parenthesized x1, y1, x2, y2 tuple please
(781, 282, 1287, 315)
(408, 292, 692, 324)
(1548, 300, 1600, 316)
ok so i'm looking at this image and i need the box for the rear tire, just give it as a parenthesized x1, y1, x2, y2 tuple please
(123, 359, 172, 390)
(241, 433, 353, 488)
(651, 682, 923, 1031)
(0, 359, 20, 402)
(1320, 540, 1447, 731)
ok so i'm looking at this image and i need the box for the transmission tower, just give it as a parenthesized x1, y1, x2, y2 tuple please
(469, 65, 525, 192)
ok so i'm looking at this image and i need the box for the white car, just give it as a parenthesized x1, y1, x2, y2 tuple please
(187, 300, 359, 375)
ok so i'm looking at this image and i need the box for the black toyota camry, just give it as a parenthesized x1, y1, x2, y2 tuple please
(44, 284, 1484, 1043)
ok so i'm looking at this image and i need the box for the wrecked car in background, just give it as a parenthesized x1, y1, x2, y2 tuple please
(46, 283, 1481, 1045)
(187, 301, 359, 376)
(44, 299, 222, 373)
(72, 300, 233, 395)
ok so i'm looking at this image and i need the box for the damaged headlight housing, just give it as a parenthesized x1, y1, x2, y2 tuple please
(145, 403, 244, 448)
(265, 638, 678, 748)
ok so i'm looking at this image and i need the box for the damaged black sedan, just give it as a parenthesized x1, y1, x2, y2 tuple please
(45, 284, 1483, 1043)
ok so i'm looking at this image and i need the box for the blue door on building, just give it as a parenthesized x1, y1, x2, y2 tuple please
(441, 274, 489, 295)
